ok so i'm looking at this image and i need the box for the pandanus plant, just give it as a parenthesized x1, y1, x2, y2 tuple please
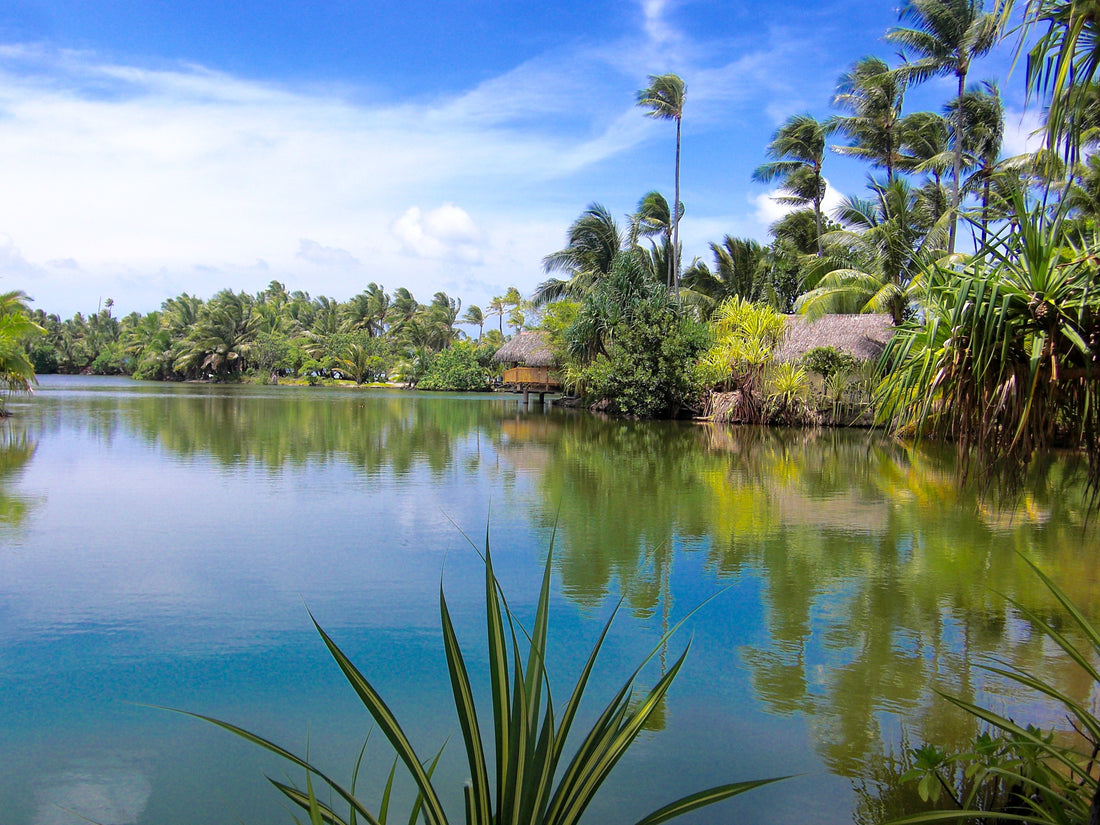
(181, 530, 784, 825)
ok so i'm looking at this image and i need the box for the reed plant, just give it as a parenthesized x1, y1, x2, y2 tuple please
(183, 531, 784, 824)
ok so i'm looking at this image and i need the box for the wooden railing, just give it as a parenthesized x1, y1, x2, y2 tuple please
(502, 366, 561, 388)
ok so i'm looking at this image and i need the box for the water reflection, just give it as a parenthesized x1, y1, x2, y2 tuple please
(33, 753, 152, 825)
(0, 424, 38, 532)
(9, 379, 1100, 823)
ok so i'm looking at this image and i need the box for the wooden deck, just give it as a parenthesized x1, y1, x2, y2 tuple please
(502, 366, 562, 390)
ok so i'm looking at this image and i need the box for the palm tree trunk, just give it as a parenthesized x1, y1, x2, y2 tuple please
(814, 169, 824, 257)
(950, 71, 965, 255)
(672, 115, 682, 298)
(981, 174, 990, 249)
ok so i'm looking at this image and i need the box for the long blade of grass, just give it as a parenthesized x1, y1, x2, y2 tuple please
(350, 736, 371, 825)
(523, 528, 556, 736)
(483, 535, 511, 818)
(555, 647, 692, 825)
(379, 757, 398, 825)
(631, 777, 791, 825)
(502, 622, 532, 825)
(407, 746, 446, 825)
(309, 615, 449, 825)
(269, 778, 351, 825)
(439, 585, 491, 825)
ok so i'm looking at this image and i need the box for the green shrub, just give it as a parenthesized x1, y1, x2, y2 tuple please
(418, 342, 489, 391)
(801, 346, 858, 380)
(581, 302, 708, 417)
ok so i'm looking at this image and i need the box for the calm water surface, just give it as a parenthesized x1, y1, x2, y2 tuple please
(1, 376, 1097, 825)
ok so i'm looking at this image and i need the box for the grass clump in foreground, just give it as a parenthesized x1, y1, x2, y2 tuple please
(182, 531, 786, 824)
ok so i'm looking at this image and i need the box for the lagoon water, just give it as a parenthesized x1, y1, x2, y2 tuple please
(1, 376, 1098, 825)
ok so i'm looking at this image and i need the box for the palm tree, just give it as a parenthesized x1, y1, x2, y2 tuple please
(426, 291, 461, 350)
(461, 305, 485, 340)
(681, 237, 769, 316)
(487, 295, 506, 335)
(886, 0, 1002, 253)
(344, 284, 390, 337)
(830, 56, 909, 181)
(951, 81, 1005, 245)
(797, 177, 952, 324)
(503, 287, 525, 335)
(637, 73, 686, 294)
(178, 290, 259, 377)
(897, 110, 953, 221)
(754, 115, 837, 256)
(0, 291, 42, 413)
(535, 204, 624, 306)
(386, 288, 420, 339)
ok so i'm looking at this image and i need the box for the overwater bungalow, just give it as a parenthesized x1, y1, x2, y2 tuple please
(492, 330, 562, 403)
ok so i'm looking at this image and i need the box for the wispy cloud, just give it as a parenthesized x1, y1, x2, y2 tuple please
(296, 239, 361, 268)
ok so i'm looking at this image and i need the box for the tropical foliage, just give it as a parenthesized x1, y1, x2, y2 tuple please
(0, 291, 43, 415)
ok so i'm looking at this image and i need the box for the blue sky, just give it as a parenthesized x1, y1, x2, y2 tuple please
(0, 0, 1037, 319)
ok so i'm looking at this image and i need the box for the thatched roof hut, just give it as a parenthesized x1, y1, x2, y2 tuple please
(493, 330, 558, 367)
(774, 314, 895, 363)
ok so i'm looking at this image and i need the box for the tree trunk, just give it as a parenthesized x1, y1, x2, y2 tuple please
(949, 70, 966, 255)
(814, 169, 824, 257)
(673, 115, 682, 297)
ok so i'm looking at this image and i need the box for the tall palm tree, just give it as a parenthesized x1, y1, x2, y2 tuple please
(387, 288, 420, 338)
(535, 204, 624, 306)
(637, 73, 686, 294)
(487, 295, 506, 334)
(754, 115, 837, 256)
(897, 110, 953, 221)
(830, 56, 909, 181)
(886, 0, 1002, 253)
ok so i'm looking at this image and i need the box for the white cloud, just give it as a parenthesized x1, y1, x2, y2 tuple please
(1002, 107, 1045, 157)
(0, 234, 47, 284)
(752, 178, 847, 226)
(296, 239, 361, 268)
(392, 204, 484, 263)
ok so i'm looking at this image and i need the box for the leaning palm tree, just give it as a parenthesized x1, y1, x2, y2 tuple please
(830, 56, 908, 181)
(535, 204, 624, 306)
(754, 115, 837, 256)
(886, 0, 1002, 253)
(637, 73, 686, 294)
(1000, 0, 1100, 162)
(461, 305, 485, 341)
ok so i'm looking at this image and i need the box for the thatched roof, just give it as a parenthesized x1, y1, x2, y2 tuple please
(493, 330, 558, 367)
(774, 314, 895, 363)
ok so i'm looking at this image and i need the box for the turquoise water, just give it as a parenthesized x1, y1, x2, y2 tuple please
(1, 376, 1097, 825)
